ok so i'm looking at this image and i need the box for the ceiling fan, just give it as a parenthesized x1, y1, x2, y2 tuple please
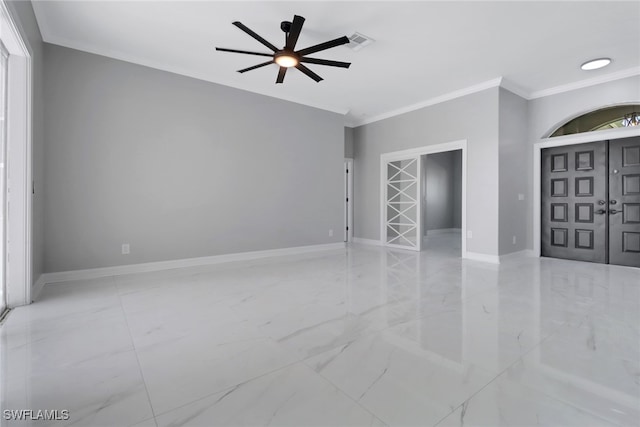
(215, 15, 351, 84)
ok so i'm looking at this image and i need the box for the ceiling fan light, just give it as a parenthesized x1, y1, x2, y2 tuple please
(274, 52, 299, 68)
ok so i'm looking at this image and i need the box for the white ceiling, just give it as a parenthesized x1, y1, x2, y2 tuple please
(32, 1, 640, 126)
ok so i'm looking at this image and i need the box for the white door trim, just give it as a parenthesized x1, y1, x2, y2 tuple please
(380, 140, 467, 257)
(344, 158, 353, 242)
(532, 127, 640, 257)
(1, 0, 33, 307)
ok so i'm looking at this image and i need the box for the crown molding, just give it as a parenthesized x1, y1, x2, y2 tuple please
(33, 0, 639, 130)
(499, 78, 530, 99)
(346, 67, 640, 128)
(40, 33, 640, 128)
(350, 78, 503, 127)
(40, 34, 350, 117)
(528, 66, 640, 99)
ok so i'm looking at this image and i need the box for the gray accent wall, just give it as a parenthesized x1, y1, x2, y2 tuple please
(5, 1, 45, 287)
(423, 150, 462, 233)
(353, 88, 499, 256)
(43, 44, 344, 272)
(498, 88, 528, 255)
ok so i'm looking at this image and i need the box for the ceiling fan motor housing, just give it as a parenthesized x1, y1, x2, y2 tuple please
(280, 21, 292, 33)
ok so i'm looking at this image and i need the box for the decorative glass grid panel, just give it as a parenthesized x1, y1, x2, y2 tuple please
(385, 158, 419, 250)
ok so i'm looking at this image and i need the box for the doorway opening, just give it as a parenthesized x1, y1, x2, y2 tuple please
(380, 140, 467, 257)
(421, 150, 463, 257)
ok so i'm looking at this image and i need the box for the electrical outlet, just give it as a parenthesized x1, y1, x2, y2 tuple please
(122, 243, 130, 255)
(512, 235, 517, 245)
(518, 194, 525, 201)
(467, 230, 473, 239)
(328, 229, 334, 237)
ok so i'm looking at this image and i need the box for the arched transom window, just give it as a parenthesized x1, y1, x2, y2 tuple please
(551, 105, 640, 137)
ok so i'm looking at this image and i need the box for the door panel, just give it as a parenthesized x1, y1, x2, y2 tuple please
(609, 137, 640, 268)
(541, 142, 608, 263)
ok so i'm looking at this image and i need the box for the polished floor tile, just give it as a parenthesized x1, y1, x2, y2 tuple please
(304, 330, 496, 426)
(3, 349, 153, 427)
(154, 363, 384, 427)
(435, 374, 618, 427)
(1, 236, 638, 426)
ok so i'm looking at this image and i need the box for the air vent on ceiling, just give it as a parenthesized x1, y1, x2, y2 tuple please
(347, 32, 374, 51)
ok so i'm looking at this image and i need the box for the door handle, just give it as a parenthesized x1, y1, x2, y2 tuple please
(609, 209, 620, 214)
(595, 209, 607, 215)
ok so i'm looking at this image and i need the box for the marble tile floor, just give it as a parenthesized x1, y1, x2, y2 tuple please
(1, 238, 639, 426)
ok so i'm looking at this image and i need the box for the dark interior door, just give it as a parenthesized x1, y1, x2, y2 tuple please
(609, 137, 640, 267)
(541, 141, 608, 263)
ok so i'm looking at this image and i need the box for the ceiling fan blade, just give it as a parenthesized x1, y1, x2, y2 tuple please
(238, 61, 274, 73)
(295, 63, 323, 82)
(296, 36, 350, 57)
(216, 47, 274, 58)
(232, 21, 278, 52)
(285, 15, 305, 51)
(299, 57, 351, 68)
(276, 67, 287, 84)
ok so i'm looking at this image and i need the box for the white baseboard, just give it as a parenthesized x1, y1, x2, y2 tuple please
(426, 228, 462, 236)
(352, 237, 382, 246)
(40, 242, 346, 285)
(500, 249, 536, 261)
(465, 251, 501, 264)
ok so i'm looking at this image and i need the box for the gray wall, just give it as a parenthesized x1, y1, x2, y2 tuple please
(353, 88, 499, 256)
(498, 88, 528, 255)
(44, 44, 344, 272)
(525, 76, 640, 250)
(352, 77, 639, 257)
(424, 150, 462, 233)
(344, 127, 354, 158)
(5, 1, 45, 287)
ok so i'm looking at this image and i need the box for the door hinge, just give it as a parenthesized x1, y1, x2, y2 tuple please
(346, 226, 349, 231)
(346, 169, 349, 173)
(346, 197, 349, 202)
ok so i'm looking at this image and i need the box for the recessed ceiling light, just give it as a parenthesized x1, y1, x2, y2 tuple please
(581, 58, 611, 71)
